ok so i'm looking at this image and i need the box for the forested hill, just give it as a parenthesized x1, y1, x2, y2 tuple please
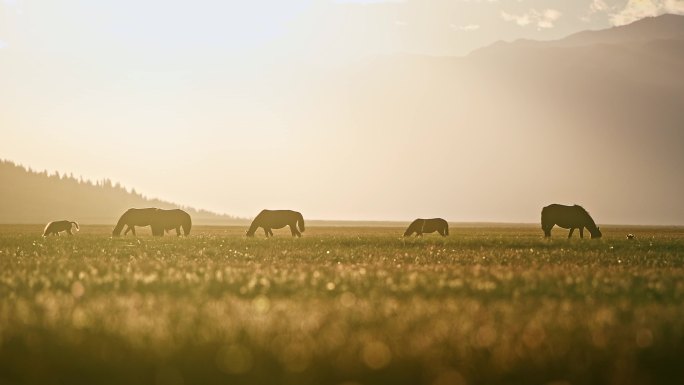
(0, 160, 243, 225)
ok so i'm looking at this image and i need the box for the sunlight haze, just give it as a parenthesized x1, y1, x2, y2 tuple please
(2, 0, 684, 224)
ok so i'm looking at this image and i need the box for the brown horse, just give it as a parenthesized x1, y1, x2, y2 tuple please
(403, 218, 449, 237)
(112, 208, 192, 237)
(43, 220, 79, 236)
(246, 209, 305, 238)
(541, 204, 601, 239)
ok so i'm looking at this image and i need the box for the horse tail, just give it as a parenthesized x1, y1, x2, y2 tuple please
(541, 206, 549, 229)
(71, 222, 80, 231)
(444, 220, 449, 236)
(297, 212, 305, 232)
(183, 213, 192, 236)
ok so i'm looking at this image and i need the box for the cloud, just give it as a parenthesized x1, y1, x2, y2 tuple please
(501, 11, 531, 26)
(0, 39, 7, 49)
(452, 23, 481, 32)
(590, 0, 610, 13)
(580, 0, 612, 22)
(501, 8, 562, 29)
(611, 0, 684, 26)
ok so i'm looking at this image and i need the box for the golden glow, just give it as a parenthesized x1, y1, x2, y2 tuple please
(1, 1, 683, 224)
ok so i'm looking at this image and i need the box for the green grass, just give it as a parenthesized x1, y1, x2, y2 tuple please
(1, 225, 683, 385)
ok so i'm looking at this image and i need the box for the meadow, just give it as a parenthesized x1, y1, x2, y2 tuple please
(0, 224, 683, 385)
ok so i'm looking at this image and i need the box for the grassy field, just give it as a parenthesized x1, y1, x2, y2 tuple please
(1, 224, 683, 385)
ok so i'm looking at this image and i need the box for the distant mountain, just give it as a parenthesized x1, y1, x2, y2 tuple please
(560, 13, 684, 46)
(0, 160, 244, 225)
(474, 14, 684, 53)
(309, 13, 684, 224)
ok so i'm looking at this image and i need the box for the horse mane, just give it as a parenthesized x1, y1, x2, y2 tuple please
(574, 205, 597, 227)
(573, 204, 589, 215)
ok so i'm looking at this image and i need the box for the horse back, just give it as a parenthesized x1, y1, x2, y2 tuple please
(426, 218, 448, 232)
(257, 210, 300, 228)
(43, 220, 72, 235)
(123, 208, 159, 225)
(542, 204, 590, 228)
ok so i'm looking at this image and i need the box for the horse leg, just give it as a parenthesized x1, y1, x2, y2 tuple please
(290, 224, 301, 238)
(568, 228, 575, 238)
(543, 226, 552, 238)
(263, 228, 271, 237)
(175, 227, 181, 236)
(67, 229, 73, 235)
(579, 227, 584, 239)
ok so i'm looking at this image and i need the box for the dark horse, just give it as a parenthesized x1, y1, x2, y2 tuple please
(403, 218, 449, 237)
(541, 204, 601, 239)
(246, 209, 305, 238)
(112, 208, 192, 237)
(43, 220, 79, 236)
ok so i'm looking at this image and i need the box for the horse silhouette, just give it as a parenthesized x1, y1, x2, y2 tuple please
(403, 218, 449, 237)
(43, 220, 79, 236)
(112, 208, 192, 237)
(541, 204, 602, 239)
(246, 209, 305, 238)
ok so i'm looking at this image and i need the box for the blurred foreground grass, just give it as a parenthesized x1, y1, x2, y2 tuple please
(1, 225, 683, 385)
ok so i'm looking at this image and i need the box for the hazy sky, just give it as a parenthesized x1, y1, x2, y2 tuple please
(1, 0, 683, 223)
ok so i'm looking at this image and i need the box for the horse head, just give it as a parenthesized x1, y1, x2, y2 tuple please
(246, 229, 255, 237)
(591, 227, 602, 239)
(111, 225, 123, 237)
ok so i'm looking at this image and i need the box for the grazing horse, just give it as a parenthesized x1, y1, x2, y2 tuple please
(541, 204, 602, 239)
(403, 218, 449, 237)
(112, 208, 192, 237)
(43, 220, 79, 236)
(246, 209, 305, 238)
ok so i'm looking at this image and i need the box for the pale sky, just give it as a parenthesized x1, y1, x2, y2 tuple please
(1, 0, 684, 223)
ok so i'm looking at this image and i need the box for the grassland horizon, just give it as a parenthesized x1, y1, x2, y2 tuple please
(3, 3, 684, 384)
(2, 224, 683, 385)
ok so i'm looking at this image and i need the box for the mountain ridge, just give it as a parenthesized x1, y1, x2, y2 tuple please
(313, 13, 684, 225)
(471, 13, 684, 56)
(0, 160, 245, 225)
